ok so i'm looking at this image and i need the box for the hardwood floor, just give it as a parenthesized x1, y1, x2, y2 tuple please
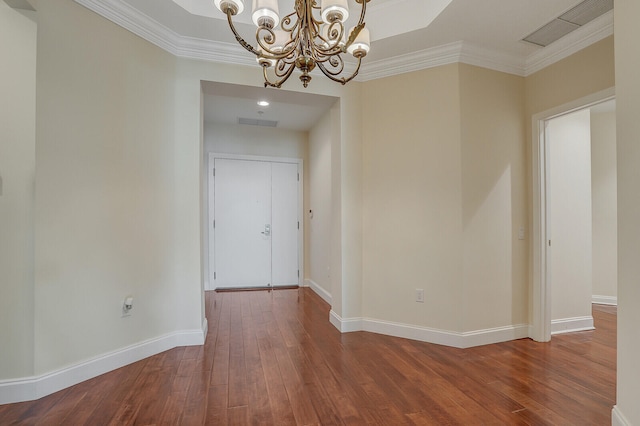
(0, 289, 616, 425)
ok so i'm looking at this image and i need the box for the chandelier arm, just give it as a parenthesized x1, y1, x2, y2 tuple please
(314, 21, 345, 56)
(280, 9, 299, 32)
(263, 61, 297, 88)
(344, 0, 368, 51)
(314, 52, 345, 75)
(354, 0, 368, 26)
(225, 10, 261, 56)
(316, 57, 362, 85)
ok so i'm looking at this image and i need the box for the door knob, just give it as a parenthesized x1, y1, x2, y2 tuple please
(261, 224, 271, 236)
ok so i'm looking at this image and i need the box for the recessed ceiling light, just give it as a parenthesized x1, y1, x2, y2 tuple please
(257, 100, 270, 107)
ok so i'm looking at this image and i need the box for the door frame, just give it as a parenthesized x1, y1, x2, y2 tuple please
(207, 153, 304, 291)
(530, 87, 615, 342)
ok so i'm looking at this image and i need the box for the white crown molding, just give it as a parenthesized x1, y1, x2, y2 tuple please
(0, 324, 206, 405)
(75, 0, 613, 81)
(525, 10, 614, 76)
(74, 0, 255, 67)
(357, 41, 464, 81)
(357, 41, 527, 81)
(459, 42, 527, 76)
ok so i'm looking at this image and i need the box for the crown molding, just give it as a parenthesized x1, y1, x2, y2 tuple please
(75, 0, 614, 82)
(75, 0, 255, 67)
(357, 41, 526, 81)
(357, 41, 465, 81)
(459, 43, 526, 77)
(524, 10, 614, 76)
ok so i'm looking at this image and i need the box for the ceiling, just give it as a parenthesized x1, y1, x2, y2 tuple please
(73, 0, 614, 131)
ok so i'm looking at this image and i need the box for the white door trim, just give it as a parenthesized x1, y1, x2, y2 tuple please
(207, 153, 304, 290)
(530, 87, 615, 342)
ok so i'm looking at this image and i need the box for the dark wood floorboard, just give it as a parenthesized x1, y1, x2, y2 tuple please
(0, 289, 616, 425)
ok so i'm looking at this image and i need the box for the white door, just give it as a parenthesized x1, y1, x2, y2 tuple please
(212, 157, 300, 289)
(271, 162, 300, 286)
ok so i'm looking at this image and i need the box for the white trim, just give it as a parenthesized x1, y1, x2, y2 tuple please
(592, 295, 618, 305)
(458, 42, 526, 76)
(75, 0, 613, 82)
(612, 406, 631, 426)
(329, 310, 363, 333)
(525, 11, 614, 76)
(304, 279, 332, 305)
(550, 316, 595, 335)
(74, 0, 255, 67)
(328, 312, 529, 349)
(530, 87, 616, 343)
(362, 318, 530, 349)
(0, 326, 206, 405)
(358, 41, 465, 81)
(357, 41, 527, 81)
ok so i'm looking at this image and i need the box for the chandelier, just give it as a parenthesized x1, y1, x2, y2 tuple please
(213, 0, 371, 88)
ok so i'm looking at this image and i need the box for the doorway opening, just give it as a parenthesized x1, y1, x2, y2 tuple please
(531, 87, 616, 342)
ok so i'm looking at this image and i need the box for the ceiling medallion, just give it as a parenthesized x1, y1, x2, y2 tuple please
(214, 0, 371, 88)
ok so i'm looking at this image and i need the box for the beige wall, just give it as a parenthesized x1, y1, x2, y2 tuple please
(0, 2, 36, 380)
(547, 109, 593, 323)
(362, 64, 528, 333)
(6, 0, 633, 411)
(525, 37, 615, 117)
(614, 0, 640, 422)
(34, 0, 202, 374)
(459, 65, 528, 331)
(307, 110, 333, 296)
(362, 65, 464, 331)
(590, 109, 617, 300)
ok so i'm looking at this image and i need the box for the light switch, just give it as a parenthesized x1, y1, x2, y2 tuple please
(518, 226, 525, 240)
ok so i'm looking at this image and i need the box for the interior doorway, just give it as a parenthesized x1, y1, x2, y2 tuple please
(208, 154, 303, 290)
(531, 87, 616, 342)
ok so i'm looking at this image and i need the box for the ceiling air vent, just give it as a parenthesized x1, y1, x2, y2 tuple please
(522, 0, 613, 47)
(238, 118, 278, 127)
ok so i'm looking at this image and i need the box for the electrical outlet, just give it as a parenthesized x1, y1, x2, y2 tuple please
(416, 289, 424, 303)
(122, 296, 133, 317)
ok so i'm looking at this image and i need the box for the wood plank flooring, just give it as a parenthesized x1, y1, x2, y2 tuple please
(0, 289, 616, 425)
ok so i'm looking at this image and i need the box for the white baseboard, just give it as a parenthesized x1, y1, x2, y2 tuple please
(329, 310, 363, 333)
(328, 311, 529, 349)
(304, 279, 332, 305)
(593, 295, 618, 305)
(612, 405, 631, 426)
(551, 316, 595, 335)
(0, 324, 207, 405)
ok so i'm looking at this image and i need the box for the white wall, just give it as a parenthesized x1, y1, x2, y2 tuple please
(547, 109, 593, 325)
(203, 122, 308, 158)
(614, 0, 640, 422)
(202, 122, 308, 289)
(307, 109, 333, 298)
(0, 1, 36, 380)
(590, 108, 617, 301)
